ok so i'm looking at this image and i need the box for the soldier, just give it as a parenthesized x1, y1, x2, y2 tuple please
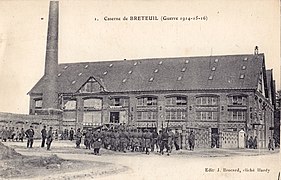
(110, 129, 115, 150)
(174, 129, 180, 150)
(84, 129, 92, 149)
(143, 129, 152, 155)
(69, 128, 74, 141)
(268, 137, 274, 151)
(167, 128, 174, 153)
(161, 128, 169, 155)
(114, 129, 120, 151)
(8, 127, 12, 141)
(41, 126, 47, 148)
(151, 129, 158, 152)
(19, 128, 24, 142)
(75, 128, 82, 148)
(2, 127, 8, 142)
(157, 130, 163, 153)
(248, 136, 253, 149)
(15, 127, 20, 142)
(0, 126, 3, 141)
(25, 126, 35, 148)
(188, 130, 195, 151)
(103, 130, 111, 149)
(119, 129, 128, 153)
(11, 127, 16, 141)
(46, 127, 53, 150)
(253, 136, 258, 149)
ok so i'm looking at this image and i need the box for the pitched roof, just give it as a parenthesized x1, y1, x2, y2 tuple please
(29, 53, 265, 94)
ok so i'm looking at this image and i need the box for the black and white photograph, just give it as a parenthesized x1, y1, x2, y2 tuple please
(0, 0, 280, 179)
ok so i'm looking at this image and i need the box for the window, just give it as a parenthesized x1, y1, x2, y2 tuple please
(228, 110, 246, 121)
(196, 97, 218, 105)
(64, 100, 76, 110)
(137, 111, 157, 120)
(84, 98, 102, 110)
(137, 97, 157, 106)
(196, 111, 217, 121)
(228, 96, 247, 105)
(166, 96, 187, 106)
(35, 99, 42, 109)
(111, 98, 129, 107)
(166, 109, 186, 120)
(79, 78, 102, 93)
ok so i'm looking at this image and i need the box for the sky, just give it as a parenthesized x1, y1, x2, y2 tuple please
(0, 0, 280, 114)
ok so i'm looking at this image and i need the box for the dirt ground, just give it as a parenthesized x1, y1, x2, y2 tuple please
(1, 140, 280, 180)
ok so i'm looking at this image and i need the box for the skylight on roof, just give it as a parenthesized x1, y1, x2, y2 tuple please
(208, 75, 213, 80)
(242, 65, 246, 70)
(128, 70, 132, 74)
(158, 61, 163, 65)
(122, 79, 127, 83)
(149, 77, 154, 82)
(185, 60, 189, 64)
(244, 57, 248, 61)
(103, 71, 107, 75)
(181, 67, 186, 72)
(78, 72, 82, 76)
(240, 74, 245, 79)
(64, 65, 68, 69)
(109, 64, 113, 67)
(154, 69, 159, 73)
(84, 65, 88, 69)
(57, 73, 61, 77)
(211, 67, 216, 71)
(72, 80, 76, 84)
(134, 62, 138, 66)
(214, 59, 219, 63)
(177, 76, 182, 81)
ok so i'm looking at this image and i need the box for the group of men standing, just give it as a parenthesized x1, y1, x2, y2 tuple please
(74, 126, 196, 156)
(0, 126, 25, 142)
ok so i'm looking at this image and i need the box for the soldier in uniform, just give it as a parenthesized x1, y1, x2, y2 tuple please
(161, 128, 169, 155)
(41, 126, 47, 148)
(103, 130, 110, 149)
(268, 137, 274, 151)
(25, 126, 35, 148)
(157, 130, 163, 153)
(19, 128, 24, 142)
(174, 129, 180, 150)
(119, 129, 128, 153)
(253, 136, 258, 149)
(143, 129, 152, 155)
(248, 136, 253, 149)
(84, 129, 92, 149)
(69, 128, 74, 141)
(188, 130, 195, 151)
(167, 128, 174, 153)
(151, 129, 158, 152)
(75, 128, 82, 148)
(114, 129, 120, 151)
(46, 127, 53, 150)
(2, 127, 8, 142)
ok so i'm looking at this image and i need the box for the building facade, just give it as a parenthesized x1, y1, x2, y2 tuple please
(27, 1, 277, 148)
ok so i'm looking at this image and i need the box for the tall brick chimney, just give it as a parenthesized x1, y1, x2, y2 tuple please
(42, 1, 59, 109)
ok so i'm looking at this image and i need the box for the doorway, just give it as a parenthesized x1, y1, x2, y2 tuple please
(110, 112, 120, 123)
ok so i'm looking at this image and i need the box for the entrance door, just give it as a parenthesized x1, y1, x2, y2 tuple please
(110, 112, 120, 123)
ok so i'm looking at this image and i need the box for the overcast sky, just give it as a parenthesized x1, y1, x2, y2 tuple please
(0, 0, 280, 114)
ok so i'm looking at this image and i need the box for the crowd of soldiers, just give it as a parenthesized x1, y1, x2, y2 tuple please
(0, 126, 25, 142)
(73, 125, 196, 156)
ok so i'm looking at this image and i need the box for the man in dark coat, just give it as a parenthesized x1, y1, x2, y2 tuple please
(41, 126, 47, 148)
(25, 126, 35, 148)
(69, 128, 74, 141)
(46, 127, 53, 150)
